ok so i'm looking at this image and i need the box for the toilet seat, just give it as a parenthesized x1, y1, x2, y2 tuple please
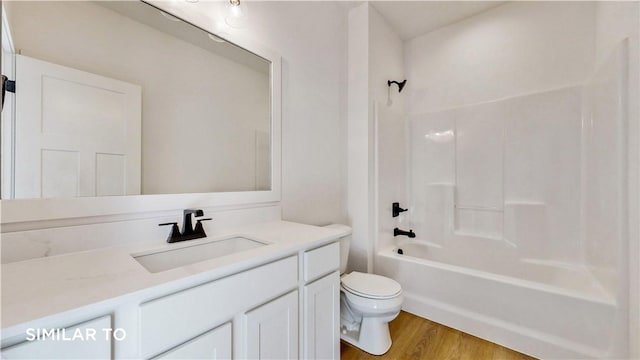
(341, 272, 402, 300)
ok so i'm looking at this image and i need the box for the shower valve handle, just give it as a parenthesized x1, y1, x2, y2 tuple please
(392, 202, 408, 217)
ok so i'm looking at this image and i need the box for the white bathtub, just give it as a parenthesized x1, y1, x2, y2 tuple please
(376, 240, 621, 359)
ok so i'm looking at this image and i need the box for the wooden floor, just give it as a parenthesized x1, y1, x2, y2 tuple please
(340, 311, 536, 360)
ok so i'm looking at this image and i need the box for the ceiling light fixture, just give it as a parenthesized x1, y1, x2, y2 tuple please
(225, 0, 248, 28)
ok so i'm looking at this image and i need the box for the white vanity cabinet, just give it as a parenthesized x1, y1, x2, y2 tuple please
(302, 242, 341, 360)
(141, 242, 341, 360)
(139, 256, 298, 358)
(1, 239, 341, 360)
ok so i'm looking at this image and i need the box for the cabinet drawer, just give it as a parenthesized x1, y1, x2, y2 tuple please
(140, 256, 297, 358)
(303, 242, 339, 282)
(1, 316, 111, 359)
(153, 322, 231, 360)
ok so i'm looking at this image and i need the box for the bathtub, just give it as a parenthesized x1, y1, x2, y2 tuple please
(376, 240, 620, 359)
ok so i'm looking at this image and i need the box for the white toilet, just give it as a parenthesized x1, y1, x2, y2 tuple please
(325, 224, 403, 355)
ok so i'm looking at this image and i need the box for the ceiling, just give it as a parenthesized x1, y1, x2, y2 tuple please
(370, 1, 507, 40)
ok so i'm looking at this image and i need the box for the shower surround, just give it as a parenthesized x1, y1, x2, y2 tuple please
(377, 41, 629, 360)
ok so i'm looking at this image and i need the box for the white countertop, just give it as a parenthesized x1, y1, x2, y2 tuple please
(1, 221, 345, 334)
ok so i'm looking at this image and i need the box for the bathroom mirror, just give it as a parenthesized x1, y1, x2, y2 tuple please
(1, 1, 274, 200)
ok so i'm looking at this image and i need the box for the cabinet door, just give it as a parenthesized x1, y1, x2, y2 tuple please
(303, 271, 340, 360)
(244, 291, 298, 359)
(139, 256, 297, 357)
(153, 322, 231, 360)
(1, 316, 111, 359)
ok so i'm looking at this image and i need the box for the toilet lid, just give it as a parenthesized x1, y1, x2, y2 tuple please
(341, 272, 402, 299)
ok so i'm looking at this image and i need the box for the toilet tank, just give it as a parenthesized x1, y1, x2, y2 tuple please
(324, 224, 352, 274)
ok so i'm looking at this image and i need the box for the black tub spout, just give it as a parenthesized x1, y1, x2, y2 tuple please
(394, 227, 416, 238)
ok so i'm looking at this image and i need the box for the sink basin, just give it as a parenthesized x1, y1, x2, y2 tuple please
(133, 236, 268, 273)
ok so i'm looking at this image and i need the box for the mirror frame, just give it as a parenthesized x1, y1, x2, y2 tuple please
(0, 1, 282, 225)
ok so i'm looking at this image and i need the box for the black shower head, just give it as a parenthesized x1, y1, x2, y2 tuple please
(398, 79, 407, 92)
(388, 79, 407, 93)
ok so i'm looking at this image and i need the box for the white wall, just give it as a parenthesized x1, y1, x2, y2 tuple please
(218, 1, 349, 226)
(369, 6, 405, 110)
(347, 3, 370, 273)
(347, 3, 407, 273)
(406, 1, 595, 114)
(5, 1, 270, 194)
(368, 5, 407, 256)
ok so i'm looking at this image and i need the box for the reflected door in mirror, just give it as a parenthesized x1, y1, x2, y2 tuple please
(14, 55, 141, 198)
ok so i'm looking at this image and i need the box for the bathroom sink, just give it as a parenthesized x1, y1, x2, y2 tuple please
(133, 236, 268, 273)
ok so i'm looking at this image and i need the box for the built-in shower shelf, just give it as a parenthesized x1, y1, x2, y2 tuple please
(453, 230, 503, 242)
(455, 205, 503, 212)
(504, 201, 545, 206)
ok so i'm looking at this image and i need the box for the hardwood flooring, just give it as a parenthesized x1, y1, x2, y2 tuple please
(340, 311, 536, 360)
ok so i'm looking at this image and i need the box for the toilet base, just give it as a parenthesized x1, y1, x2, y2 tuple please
(340, 315, 395, 355)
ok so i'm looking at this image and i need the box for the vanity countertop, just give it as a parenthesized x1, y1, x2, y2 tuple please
(1, 221, 346, 335)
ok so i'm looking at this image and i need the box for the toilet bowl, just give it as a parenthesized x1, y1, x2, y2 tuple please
(340, 271, 403, 355)
(324, 224, 404, 355)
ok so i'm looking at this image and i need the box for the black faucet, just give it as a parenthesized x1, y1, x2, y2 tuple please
(394, 227, 415, 238)
(159, 209, 212, 243)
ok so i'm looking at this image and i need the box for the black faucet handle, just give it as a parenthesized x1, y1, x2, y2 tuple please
(194, 218, 212, 236)
(159, 222, 181, 242)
